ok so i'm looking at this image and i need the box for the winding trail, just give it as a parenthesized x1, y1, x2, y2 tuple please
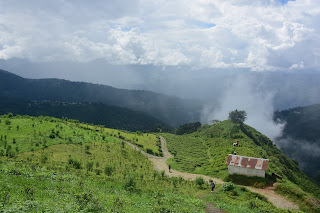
(125, 136, 299, 211)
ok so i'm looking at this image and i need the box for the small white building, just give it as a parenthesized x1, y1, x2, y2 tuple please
(225, 154, 269, 178)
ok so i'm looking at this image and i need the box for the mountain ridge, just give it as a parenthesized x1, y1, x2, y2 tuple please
(0, 96, 170, 131)
(0, 69, 202, 127)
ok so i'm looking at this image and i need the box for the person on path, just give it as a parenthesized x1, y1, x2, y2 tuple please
(168, 164, 171, 173)
(210, 180, 215, 193)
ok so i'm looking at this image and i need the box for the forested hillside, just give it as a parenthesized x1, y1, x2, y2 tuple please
(0, 69, 202, 127)
(274, 105, 320, 184)
(0, 96, 170, 132)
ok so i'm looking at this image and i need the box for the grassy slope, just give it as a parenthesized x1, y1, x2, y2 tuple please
(162, 121, 320, 211)
(0, 115, 309, 212)
(0, 115, 204, 212)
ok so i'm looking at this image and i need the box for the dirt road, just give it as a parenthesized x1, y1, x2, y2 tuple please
(125, 136, 299, 210)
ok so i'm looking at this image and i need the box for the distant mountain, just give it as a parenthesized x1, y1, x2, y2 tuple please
(0, 96, 170, 132)
(274, 104, 320, 184)
(0, 69, 202, 127)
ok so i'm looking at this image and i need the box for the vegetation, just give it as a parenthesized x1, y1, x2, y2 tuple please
(175, 122, 202, 135)
(162, 120, 320, 211)
(0, 96, 170, 132)
(205, 183, 299, 213)
(1, 114, 318, 212)
(0, 69, 202, 127)
(274, 104, 320, 141)
(0, 114, 205, 212)
(228, 109, 247, 124)
(274, 104, 320, 184)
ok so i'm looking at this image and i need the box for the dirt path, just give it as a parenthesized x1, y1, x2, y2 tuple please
(125, 136, 299, 210)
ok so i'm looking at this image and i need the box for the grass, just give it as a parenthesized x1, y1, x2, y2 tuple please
(275, 181, 320, 212)
(77, 123, 162, 156)
(0, 114, 204, 212)
(0, 114, 315, 212)
(205, 183, 300, 213)
(162, 120, 320, 211)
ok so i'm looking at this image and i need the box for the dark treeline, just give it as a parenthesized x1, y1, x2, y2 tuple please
(274, 104, 320, 185)
(0, 69, 202, 127)
(0, 96, 171, 132)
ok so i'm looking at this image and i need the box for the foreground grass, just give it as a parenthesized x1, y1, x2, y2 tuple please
(0, 115, 203, 212)
(205, 183, 302, 213)
(0, 161, 204, 212)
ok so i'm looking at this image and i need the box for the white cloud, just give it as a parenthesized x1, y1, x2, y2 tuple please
(201, 74, 285, 141)
(0, 0, 319, 70)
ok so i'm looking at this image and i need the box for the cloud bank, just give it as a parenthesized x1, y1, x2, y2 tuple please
(201, 74, 285, 141)
(0, 0, 320, 71)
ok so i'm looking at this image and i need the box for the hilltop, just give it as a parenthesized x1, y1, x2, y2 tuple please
(0, 69, 202, 127)
(162, 120, 320, 211)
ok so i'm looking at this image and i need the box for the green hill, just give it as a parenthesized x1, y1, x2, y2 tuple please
(0, 69, 202, 127)
(0, 96, 170, 132)
(1, 114, 318, 212)
(162, 121, 320, 211)
(0, 114, 205, 212)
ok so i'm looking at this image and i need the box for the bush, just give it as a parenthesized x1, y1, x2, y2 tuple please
(40, 153, 49, 164)
(146, 148, 154, 155)
(124, 175, 136, 192)
(68, 157, 82, 169)
(104, 164, 114, 176)
(86, 161, 94, 172)
(222, 183, 235, 192)
(195, 177, 205, 188)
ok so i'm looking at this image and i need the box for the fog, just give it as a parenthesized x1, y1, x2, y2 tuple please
(201, 74, 285, 141)
(276, 137, 320, 180)
(2, 58, 320, 141)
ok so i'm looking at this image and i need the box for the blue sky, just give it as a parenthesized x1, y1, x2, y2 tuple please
(276, 0, 295, 5)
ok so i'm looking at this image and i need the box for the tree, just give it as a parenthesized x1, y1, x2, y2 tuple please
(228, 109, 247, 124)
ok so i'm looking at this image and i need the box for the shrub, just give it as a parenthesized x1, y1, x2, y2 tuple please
(85, 145, 91, 154)
(86, 161, 94, 172)
(146, 148, 154, 155)
(23, 186, 35, 200)
(124, 175, 136, 192)
(104, 164, 114, 176)
(68, 157, 82, 169)
(5, 120, 11, 125)
(222, 183, 235, 192)
(75, 192, 93, 210)
(195, 177, 205, 188)
(40, 153, 49, 164)
(160, 170, 165, 178)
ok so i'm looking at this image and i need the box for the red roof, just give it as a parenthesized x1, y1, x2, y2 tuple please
(226, 154, 269, 171)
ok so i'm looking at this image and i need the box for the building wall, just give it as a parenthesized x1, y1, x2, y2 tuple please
(228, 165, 266, 178)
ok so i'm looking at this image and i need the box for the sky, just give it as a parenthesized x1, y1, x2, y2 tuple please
(0, 0, 319, 71)
(0, 0, 320, 141)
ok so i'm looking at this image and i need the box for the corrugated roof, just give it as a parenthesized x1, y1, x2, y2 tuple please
(226, 154, 269, 171)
